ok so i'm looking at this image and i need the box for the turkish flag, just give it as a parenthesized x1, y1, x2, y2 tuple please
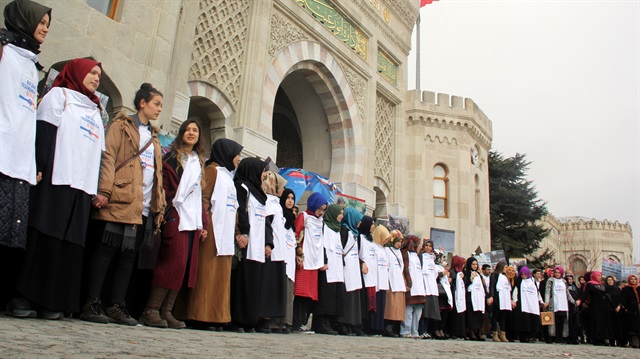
(420, 0, 439, 7)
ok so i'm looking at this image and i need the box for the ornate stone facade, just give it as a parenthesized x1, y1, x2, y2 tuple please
(2, 0, 494, 256)
(535, 215, 633, 275)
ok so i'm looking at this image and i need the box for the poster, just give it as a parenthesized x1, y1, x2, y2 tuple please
(509, 258, 528, 268)
(430, 228, 455, 254)
(336, 193, 366, 215)
(601, 258, 622, 279)
(621, 266, 639, 279)
(387, 214, 409, 234)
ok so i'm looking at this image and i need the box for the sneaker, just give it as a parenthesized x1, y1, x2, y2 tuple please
(6, 298, 36, 318)
(80, 298, 109, 324)
(292, 326, 315, 334)
(106, 302, 137, 326)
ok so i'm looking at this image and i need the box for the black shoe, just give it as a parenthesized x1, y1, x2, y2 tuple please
(38, 310, 64, 320)
(80, 297, 109, 324)
(226, 325, 245, 333)
(106, 302, 137, 326)
(6, 298, 36, 318)
(245, 327, 256, 333)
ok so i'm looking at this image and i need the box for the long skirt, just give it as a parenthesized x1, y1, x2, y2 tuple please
(174, 232, 232, 324)
(17, 229, 83, 312)
(0, 173, 29, 249)
(230, 258, 262, 327)
(368, 290, 387, 332)
(337, 288, 362, 325)
(423, 295, 441, 320)
(314, 270, 344, 316)
(257, 258, 286, 318)
(451, 310, 466, 337)
(384, 291, 406, 321)
(466, 309, 484, 329)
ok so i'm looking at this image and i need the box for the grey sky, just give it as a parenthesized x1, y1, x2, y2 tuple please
(408, 0, 640, 262)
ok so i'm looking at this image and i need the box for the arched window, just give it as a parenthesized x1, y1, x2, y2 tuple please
(569, 255, 587, 276)
(433, 164, 448, 218)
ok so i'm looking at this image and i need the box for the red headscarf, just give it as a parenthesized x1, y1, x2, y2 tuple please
(52, 58, 102, 107)
(451, 255, 465, 273)
(628, 274, 639, 303)
(588, 271, 602, 285)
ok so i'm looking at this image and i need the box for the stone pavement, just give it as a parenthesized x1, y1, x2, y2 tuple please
(0, 314, 638, 358)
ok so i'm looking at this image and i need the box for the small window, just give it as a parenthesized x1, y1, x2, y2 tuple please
(86, 0, 119, 19)
(433, 164, 448, 218)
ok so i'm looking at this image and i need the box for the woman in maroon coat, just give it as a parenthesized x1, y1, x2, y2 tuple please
(140, 119, 208, 328)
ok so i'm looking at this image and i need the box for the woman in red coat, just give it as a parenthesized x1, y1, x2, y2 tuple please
(140, 119, 208, 328)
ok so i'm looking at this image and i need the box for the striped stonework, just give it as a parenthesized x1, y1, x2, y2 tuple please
(261, 40, 365, 183)
(186, 81, 235, 119)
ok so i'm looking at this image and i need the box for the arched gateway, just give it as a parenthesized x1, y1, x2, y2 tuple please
(260, 41, 365, 184)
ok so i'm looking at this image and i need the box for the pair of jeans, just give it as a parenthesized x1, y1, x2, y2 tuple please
(400, 304, 423, 336)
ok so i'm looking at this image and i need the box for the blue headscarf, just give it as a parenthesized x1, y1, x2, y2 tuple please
(306, 192, 328, 215)
(341, 207, 363, 237)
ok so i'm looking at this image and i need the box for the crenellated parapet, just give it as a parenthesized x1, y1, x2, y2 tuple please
(552, 215, 633, 234)
(405, 89, 493, 150)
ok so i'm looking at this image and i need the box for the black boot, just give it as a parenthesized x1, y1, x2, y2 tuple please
(383, 323, 396, 337)
(315, 316, 337, 335)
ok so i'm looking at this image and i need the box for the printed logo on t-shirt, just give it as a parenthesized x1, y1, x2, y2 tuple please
(19, 75, 37, 112)
(80, 114, 101, 142)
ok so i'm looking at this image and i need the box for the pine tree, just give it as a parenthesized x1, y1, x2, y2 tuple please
(489, 151, 549, 258)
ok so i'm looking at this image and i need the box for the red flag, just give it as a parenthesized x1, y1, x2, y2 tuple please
(420, 0, 439, 7)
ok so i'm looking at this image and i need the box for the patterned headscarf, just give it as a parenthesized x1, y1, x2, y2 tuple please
(402, 234, 421, 252)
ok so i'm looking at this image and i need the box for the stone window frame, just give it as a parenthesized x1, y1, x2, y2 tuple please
(433, 163, 448, 218)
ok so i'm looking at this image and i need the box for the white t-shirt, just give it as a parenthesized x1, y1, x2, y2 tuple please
(211, 167, 238, 256)
(138, 125, 154, 217)
(0, 44, 39, 184)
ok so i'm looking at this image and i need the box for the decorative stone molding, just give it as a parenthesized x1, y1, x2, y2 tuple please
(341, 63, 367, 123)
(268, 12, 308, 58)
(375, 92, 394, 186)
(351, 0, 412, 55)
(383, 0, 419, 31)
(189, 0, 250, 106)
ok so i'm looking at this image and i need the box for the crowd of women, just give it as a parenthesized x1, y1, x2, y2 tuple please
(1, 0, 639, 350)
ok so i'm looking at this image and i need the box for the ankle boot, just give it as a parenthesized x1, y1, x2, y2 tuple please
(499, 331, 509, 342)
(316, 316, 337, 335)
(161, 290, 186, 329)
(140, 287, 169, 328)
(492, 331, 500, 342)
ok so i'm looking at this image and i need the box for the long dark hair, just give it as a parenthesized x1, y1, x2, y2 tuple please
(169, 119, 205, 181)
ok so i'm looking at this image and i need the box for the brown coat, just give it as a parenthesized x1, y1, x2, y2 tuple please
(92, 112, 165, 224)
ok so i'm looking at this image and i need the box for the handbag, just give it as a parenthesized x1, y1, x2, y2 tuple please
(540, 311, 555, 326)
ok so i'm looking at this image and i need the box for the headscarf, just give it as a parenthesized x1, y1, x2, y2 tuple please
(505, 265, 517, 287)
(52, 58, 102, 107)
(372, 225, 391, 247)
(1, 0, 51, 54)
(604, 276, 616, 287)
(262, 170, 277, 195)
(358, 215, 375, 242)
(323, 204, 343, 232)
(519, 266, 531, 279)
(422, 239, 434, 253)
(386, 230, 403, 248)
(584, 271, 593, 284)
(275, 173, 287, 193)
(588, 271, 602, 285)
(464, 256, 478, 276)
(306, 192, 328, 215)
(280, 188, 296, 231)
(451, 255, 466, 273)
(402, 234, 421, 252)
(554, 265, 565, 277)
(341, 207, 363, 238)
(207, 138, 243, 169)
(234, 157, 267, 205)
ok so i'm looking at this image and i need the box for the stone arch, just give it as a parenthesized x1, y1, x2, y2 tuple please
(261, 40, 364, 183)
(186, 80, 235, 149)
(568, 254, 588, 275)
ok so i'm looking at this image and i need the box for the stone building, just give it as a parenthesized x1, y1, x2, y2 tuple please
(535, 215, 634, 275)
(1, 0, 493, 256)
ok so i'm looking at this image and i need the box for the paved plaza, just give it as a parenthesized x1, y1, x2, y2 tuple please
(1, 314, 638, 358)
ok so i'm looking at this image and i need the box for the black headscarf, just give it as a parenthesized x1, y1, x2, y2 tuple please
(234, 157, 267, 205)
(1, 0, 51, 54)
(206, 138, 243, 170)
(279, 188, 296, 231)
(464, 256, 479, 278)
(357, 215, 375, 242)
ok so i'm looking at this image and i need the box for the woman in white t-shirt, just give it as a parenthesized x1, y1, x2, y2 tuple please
(17, 58, 105, 320)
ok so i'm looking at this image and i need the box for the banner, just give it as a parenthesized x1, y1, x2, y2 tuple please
(620, 265, 639, 279)
(601, 258, 622, 279)
(430, 228, 455, 254)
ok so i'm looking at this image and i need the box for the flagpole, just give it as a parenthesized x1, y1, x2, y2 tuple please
(416, 11, 421, 95)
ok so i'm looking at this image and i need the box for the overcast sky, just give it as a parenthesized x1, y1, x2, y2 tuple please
(408, 0, 640, 262)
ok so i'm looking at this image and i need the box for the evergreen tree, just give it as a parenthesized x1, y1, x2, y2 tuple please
(489, 151, 549, 258)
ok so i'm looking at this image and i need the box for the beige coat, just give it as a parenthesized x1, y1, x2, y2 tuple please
(92, 112, 165, 224)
